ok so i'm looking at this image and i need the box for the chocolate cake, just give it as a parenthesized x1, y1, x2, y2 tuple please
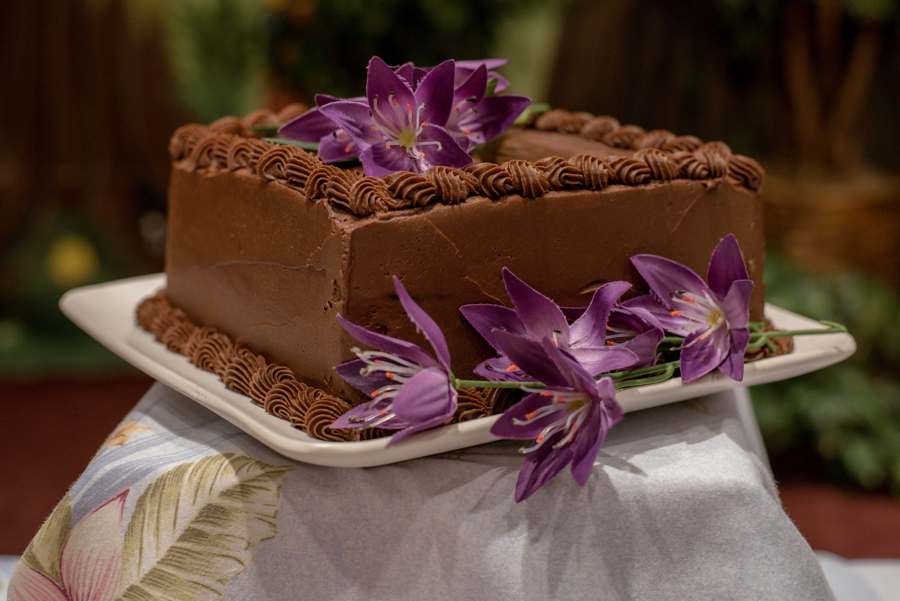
(150, 106, 765, 413)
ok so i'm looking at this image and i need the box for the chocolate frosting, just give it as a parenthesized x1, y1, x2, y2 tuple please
(502, 159, 550, 198)
(383, 171, 437, 207)
(249, 363, 295, 407)
(464, 162, 513, 199)
(305, 396, 359, 442)
(222, 348, 267, 397)
(534, 156, 583, 189)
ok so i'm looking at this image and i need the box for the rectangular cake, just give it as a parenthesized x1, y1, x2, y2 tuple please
(155, 107, 765, 407)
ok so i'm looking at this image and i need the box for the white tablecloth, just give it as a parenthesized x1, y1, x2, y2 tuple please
(9, 383, 835, 600)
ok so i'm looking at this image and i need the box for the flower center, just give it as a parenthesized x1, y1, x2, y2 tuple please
(513, 392, 591, 454)
(371, 93, 443, 161)
(346, 347, 424, 428)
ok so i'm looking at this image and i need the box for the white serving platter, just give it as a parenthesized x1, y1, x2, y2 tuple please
(61, 274, 856, 467)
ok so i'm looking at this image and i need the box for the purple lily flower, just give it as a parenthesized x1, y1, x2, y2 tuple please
(563, 303, 666, 369)
(319, 56, 473, 176)
(331, 277, 457, 446)
(490, 334, 623, 502)
(278, 94, 364, 162)
(460, 268, 638, 382)
(443, 64, 531, 151)
(628, 234, 754, 382)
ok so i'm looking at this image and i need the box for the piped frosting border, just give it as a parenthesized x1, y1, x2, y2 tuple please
(169, 106, 765, 218)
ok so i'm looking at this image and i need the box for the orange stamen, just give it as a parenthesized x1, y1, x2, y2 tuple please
(407, 103, 412, 113)
(386, 372, 395, 380)
(540, 391, 554, 397)
(506, 364, 518, 372)
(525, 410, 538, 420)
(606, 340, 614, 346)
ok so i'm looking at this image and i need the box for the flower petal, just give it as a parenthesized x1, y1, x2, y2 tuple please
(393, 276, 452, 369)
(317, 130, 358, 162)
(721, 279, 754, 330)
(319, 100, 382, 149)
(367, 56, 417, 133)
(278, 108, 339, 142)
(459, 303, 526, 354)
(336, 314, 440, 369)
(568, 280, 631, 347)
(620, 294, 692, 331)
(358, 144, 418, 176)
(719, 327, 750, 381)
(514, 439, 573, 502)
(413, 59, 456, 127)
(456, 94, 531, 145)
(492, 329, 571, 388)
(335, 359, 392, 395)
(417, 124, 474, 170)
(330, 396, 395, 430)
(8, 564, 68, 601)
(390, 367, 455, 423)
(490, 392, 565, 440)
(502, 268, 570, 347)
(630, 254, 709, 307)
(707, 234, 750, 298)
(679, 327, 730, 382)
(567, 345, 639, 376)
(59, 489, 127, 601)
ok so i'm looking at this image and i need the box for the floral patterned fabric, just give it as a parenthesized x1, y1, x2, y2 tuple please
(9, 383, 835, 600)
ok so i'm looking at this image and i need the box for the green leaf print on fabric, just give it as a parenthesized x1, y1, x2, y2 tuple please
(20, 491, 73, 587)
(116, 453, 293, 600)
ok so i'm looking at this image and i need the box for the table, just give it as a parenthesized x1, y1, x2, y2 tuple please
(8, 383, 836, 600)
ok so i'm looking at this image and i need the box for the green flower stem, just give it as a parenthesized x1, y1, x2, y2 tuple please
(450, 320, 847, 393)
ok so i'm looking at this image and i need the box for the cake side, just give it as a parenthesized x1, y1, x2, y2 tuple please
(343, 181, 763, 384)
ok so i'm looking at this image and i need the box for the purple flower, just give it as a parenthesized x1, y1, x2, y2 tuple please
(278, 94, 364, 162)
(627, 234, 753, 382)
(319, 56, 473, 176)
(331, 277, 456, 445)
(442, 63, 531, 151)
(490, 334, 623, 502)
(563, 303, 665, 369)
(460, 268, 638, 382)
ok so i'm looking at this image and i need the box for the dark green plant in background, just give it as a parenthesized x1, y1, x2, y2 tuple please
(266, 0, 555, 101)
(753, 251, 900, 493)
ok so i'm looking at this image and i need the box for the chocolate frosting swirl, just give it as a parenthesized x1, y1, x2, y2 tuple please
(190, 329, 236, 376)
(188, 134, 221, 171)
(672, 150, 710, 180)
(169, 124, 208, 161)
(634, 148, 680, 180)
(579, 115, 621, 141)
(222, 348, 267, 397)
(263, 379, 310, 427)
(534, 156, 584, 189)
(607, 156, 652, 185)
(465, 162, 513, 199)
(604, 124, 646, 149)
(161, 320, 196, 354)
(283, 152, 323, 188)
(226, 138, 270, 171)
(693, 141, 732, 179)
(727, 155, 765, 191)
(568, 154, 612, 189)
(661, 135, 703, 153)
(305, 396, 359, 442)
(636, 129, 677, 149)
(382, 171, 437, 207)
(249, 364, 295, 407)
(347, 177, 405, 215)
(324, 167, 364, 207)
(213, 134, 240, 169)
(304, 164, 343, 200)
(455, 388, 493, 422)
(502, 160, 550, 198)
(183, 326, 219, 358)
(256, 146, 305, 181)
(426, 166, 478, 204)
(533, 108, 578, 132)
